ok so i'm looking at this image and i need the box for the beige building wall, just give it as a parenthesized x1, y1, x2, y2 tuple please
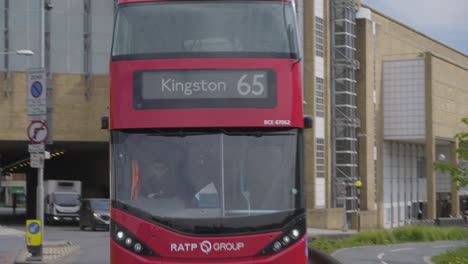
(303, 0, 317, 218)
(0, 73, 109, 142)
(356, 5, 468, 225)
(303, 0, 345, 230)
(355, 19, 376, 212)
(0, 73, 31, 141)
(431, 56, 468, 138)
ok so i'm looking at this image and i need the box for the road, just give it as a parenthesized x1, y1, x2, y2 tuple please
(332, 240, 467, 264)
(52, 226, 110, 264)
(0, 207, 27, 264)
(0, 208, 109, 264)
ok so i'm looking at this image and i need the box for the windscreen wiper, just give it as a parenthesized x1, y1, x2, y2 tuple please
(148, 129, 216, 137)
(220, 129, 296, 137)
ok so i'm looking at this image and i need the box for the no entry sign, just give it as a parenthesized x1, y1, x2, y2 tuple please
(28, 121, 49, 144)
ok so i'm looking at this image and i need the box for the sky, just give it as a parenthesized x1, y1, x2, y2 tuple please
(361, 0, 468, 55)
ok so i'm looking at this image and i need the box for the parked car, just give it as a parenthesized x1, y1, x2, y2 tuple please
(79, 198, 110, 231)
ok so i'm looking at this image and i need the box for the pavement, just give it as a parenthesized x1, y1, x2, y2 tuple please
(0, 208, 77, 264)
(0, 222, 80, 264)
(13, 241, 80, 264)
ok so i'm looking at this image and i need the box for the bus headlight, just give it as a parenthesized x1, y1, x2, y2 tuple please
(134, 243, 143, 253)
(116, 231, 125, 241)
(273, 241, 282, 252)
(257, 217, 306, 256)
(290, 229, 300, 239)
(111, 221, 158, 256)
(125, 237, 133, 247)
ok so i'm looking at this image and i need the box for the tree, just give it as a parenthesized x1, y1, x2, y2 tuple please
(435, 118, 468, 188)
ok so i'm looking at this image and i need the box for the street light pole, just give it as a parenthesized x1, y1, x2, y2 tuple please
(40, 0, 45, 69)
(34, 0, 46, 259)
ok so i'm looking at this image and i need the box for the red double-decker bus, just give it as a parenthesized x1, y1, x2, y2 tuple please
(109, 0, 310, 263)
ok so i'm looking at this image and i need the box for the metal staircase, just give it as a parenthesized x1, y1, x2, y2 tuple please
(330, 0, 360, 228)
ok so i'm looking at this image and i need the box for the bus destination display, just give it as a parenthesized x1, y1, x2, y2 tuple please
(134, 69, 276, 109)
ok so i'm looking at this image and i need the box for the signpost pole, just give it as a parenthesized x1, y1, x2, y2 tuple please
(25, 2, 48, 259)
(36, 166, 44, 236)
(39, 0, 45, 258)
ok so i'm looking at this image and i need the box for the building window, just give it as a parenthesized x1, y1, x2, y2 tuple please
(316, 77, 324, 117)
(417, 157, 426, 178)
(315, 16, 324, 57)
(316, 138, 325, 178)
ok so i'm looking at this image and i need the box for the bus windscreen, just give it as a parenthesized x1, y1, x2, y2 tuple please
(111, 128, 303, 235)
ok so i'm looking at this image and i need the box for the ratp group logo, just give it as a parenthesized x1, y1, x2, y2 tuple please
(200, 240, 212, 254)
(170, 240, 244, 255)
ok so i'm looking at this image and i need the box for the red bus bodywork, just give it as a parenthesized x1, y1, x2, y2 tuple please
(110, 0, 307, 263)
(110, 58, 303, 129)
(112, 210, 307, 264)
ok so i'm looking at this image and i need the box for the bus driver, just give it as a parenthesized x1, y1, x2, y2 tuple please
(141, 160, 178, 199)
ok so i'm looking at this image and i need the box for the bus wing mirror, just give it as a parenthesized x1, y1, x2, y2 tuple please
(101, 115, 109, 130)
(304, 115, 313, 129)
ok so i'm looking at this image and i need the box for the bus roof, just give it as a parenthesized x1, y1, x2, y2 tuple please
(118, 0, 292, 4)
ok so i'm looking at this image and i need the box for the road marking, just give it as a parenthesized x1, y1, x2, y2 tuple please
(389, 247, 414, 252)
(423, 255, 434, 264)
(377, 252, 389, 264)
(432, 244, 455, 249)
(0, 225, 25, 236)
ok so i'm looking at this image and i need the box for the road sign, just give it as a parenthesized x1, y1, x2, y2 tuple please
(31, 81, 43, 98)
(28, 144, 45, 153)
(30, 153, 44, 169)
(28, 121, 49, 144)
(27, 68, 47, 120)
(26, 220, 42, 246)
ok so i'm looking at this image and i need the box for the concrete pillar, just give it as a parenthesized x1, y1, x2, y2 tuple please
(324, 0, 332, 211)
(303, 0, 316, 212)
(425, 53, 437, 220)
(5, 187, 10, 205)
(450, 141, 460, 217)
(355, 18, 376, 212)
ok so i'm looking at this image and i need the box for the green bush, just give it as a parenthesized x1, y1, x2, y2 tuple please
(443, 227, 468, 241)
(431, 247, 468, 264)
(310, 226, 468, 254)
(393, 227, 415, 242)
(309, 237, 341, 254)
(344, 230, 394, 246)
(373, 229, 396, 244)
